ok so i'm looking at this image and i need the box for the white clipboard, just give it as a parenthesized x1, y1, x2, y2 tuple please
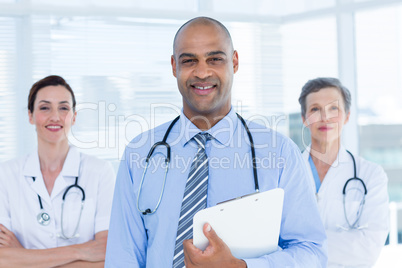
(193, 188, 284, 259)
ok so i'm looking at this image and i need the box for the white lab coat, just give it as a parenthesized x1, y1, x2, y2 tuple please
(302, 146, 389, 268)
(0, 146, 116, 249)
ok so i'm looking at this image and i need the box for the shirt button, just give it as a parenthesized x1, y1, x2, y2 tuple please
(49, 233, 54, 238)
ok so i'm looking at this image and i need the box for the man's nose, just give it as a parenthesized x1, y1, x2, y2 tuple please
(193, 62, 212, 79)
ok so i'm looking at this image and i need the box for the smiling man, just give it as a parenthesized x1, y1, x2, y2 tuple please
(171, 18, 236, 129)
(105, 17, 327, 268)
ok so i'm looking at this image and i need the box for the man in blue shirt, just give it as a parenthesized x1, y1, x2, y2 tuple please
(105, 17, 327, 267)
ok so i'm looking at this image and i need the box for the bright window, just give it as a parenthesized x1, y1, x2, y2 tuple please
(356, 5, 402, 202)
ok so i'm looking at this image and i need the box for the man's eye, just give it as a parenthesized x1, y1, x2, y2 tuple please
(311, 107, 319, 112)
(182, 59, 195, 64)
(208, 57, 223, 63)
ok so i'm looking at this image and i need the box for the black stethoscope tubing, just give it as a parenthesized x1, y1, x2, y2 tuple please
(343, 150, 367, 195)
(138, 113, 259, 215)
(342, 150, 367, 229)
(33, 177, 86, 210)
(236, 113, 259, 192)
(33, 176, 85, 237)
(62, 177, 86, 201)
(145, 115, 180, 164)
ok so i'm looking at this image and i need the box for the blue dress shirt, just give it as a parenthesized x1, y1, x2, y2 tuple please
(309, 155, 322, 193)
(105, 108, 327, 267)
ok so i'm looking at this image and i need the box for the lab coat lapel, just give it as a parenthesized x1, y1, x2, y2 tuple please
(51, 147, 80, 200)
(22, 151, 52, 205)
(319, 146, 349, 194)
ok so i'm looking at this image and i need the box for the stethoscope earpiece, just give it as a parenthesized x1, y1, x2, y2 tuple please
(143, 208, 152, 215)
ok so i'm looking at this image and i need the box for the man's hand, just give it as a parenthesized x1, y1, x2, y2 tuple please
(0, 224, 23, 248)
(183, 223, 247, 268)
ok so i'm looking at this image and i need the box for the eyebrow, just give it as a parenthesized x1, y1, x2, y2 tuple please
(307, 103, 320, 109)
(308, 101, 339, 108)
(38, 100, 71, 105)
(178, 50, 227, 59)
(206, 51, 226, 57)
(178, 53, 196, 59)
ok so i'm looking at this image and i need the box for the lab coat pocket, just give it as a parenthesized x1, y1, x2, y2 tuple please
(324, 197, 365, 231)
(61, 192, 95, 241)
(322, 198, 345, 230)
(342, 200, 366, 229)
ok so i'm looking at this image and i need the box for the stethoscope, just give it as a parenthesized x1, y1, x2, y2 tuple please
(33, 176, 85, 239)
(341, 150, 367, 230)
(137, 113, 259, 215)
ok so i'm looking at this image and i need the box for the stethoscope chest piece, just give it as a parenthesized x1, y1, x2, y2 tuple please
(37, 211, 51, 226)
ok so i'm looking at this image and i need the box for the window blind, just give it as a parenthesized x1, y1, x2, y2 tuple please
(0, 17, 17, 162)
(26, 16, 284, 161)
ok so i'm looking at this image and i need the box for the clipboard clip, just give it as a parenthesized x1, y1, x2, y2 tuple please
(217, 190, 260, 205)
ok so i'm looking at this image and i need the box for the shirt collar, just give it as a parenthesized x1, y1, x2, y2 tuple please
(303, 144, 349, 166)
(61, 146, 81, 177)
(22, 146, 81, 177)
(179, 107, 239, 148)
(22, 150, 41, 177)
(338, 145, 350, 163)
(301, 147, 310, 162)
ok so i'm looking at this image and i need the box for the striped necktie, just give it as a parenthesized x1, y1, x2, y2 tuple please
(172, 132, 211, 268)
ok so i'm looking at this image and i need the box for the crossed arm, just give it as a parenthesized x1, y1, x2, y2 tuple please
(0, 224, 107, 268)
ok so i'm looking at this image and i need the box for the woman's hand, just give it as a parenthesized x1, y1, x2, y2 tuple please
(0, 224, 24, 248)
(73, 231, 108, 262)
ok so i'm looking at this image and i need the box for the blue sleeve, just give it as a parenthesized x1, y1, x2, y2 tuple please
(105, 148, 147, 267)
(244, 141, 328, 267)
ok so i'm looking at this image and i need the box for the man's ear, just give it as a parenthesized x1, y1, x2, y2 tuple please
(232, 50, 239, 74)
(171, 55, 177, 78)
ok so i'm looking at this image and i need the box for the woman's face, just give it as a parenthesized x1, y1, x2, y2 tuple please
(303, 87, 350, 145)
(29, 85, 76, 146)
